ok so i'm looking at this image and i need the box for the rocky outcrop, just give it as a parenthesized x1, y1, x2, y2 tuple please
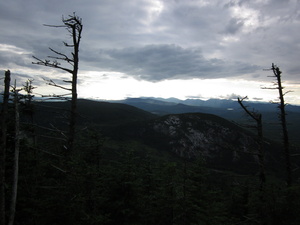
(117, 112, 281, 174)
(140, 113, 273, 173)
(152, 113, 257, 159)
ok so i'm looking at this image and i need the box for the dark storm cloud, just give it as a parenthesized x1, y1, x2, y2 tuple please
(88, 44, 259, 81)
(0, 0, 300, 83)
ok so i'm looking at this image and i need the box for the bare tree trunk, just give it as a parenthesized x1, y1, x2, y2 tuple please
(8, 81, 20, 225)
(0, 70, 11, 225)
(32, 13, 82, 155)
(238, 97, 266, 189)
(271, 63, 292, 186)
(67, 22, 79, 154)
(256, 119, 266, 188)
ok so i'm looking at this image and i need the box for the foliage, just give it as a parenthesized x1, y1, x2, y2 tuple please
(13, 126, 300, 225)
(0, 94, 297, 225)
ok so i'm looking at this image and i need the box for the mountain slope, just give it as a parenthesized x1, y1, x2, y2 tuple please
(76, 99, 157, 125)
(29, 99, 285, 175)
(115, 112, 283, 175)
(32, 99, 157, 128)
(113, 97, 300, 147)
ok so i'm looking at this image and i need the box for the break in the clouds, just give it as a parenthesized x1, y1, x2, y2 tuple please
(1, 0, 300, 102)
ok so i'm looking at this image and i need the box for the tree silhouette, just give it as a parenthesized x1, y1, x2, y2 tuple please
(238, 96, 266, 189)
(0, 70, 11, 225)
(263, 63, 292, 186)
(8, 81, 21, 225)
(32, 13, 83, 154)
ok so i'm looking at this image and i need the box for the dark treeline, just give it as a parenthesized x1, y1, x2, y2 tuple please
(0, 99, 299, 225)
(10, 133, 300, 225)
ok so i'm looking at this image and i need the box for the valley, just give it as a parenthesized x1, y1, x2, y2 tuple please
(2, 98, 300, 225)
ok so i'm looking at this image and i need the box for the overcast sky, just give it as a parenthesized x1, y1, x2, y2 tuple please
(1, 0, 300, 104)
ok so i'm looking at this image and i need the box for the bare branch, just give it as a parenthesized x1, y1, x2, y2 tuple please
(36, 148, 63, 158)
(22, 123, 66, 137)
(46, 56, 74, 67)
(40, 95, 70, 101)
(43, 23, 66, 27)
(43, 78, 72, 91)
(36, 134, 66, 141)
(238, 96, 261, 122)
(263, 68, 272, 71)
(283, 90, 293, 96)
(48, 48, 74, 62)
(32, 56, 73, 74)
(48, 48, 68, 57)
(51, 164, 67, 173)
(63, 41, 74, 47)
(261, 86, 279, 90)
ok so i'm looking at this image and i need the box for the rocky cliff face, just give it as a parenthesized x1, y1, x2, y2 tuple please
(152, 114, 257, 159)
(138, 113, 276, 173)
(116, 111, 281, 174)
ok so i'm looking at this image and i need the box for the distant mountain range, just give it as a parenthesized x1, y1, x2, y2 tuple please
(3, 95, 300, 146)
(110, 97, 300, 114)
(106, 97, 300, 144)
(2, 97, 299, 176)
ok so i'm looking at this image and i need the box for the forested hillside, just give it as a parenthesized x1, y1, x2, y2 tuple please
(1, 99, 300, 225)
(115, 97, 300, 147)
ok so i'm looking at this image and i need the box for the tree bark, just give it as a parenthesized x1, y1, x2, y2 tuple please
(0, 70, 11, 225)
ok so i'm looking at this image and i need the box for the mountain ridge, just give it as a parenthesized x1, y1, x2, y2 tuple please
(110, 96, 300, 112)
(107, 97, 300, 147)
(10, 98, 296, 176)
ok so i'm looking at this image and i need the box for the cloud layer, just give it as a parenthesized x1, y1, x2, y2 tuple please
(1, 0, 300, 84)
(85, 44, 259, 81)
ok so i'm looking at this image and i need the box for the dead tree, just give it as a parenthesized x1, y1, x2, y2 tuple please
(0, 70, 11, 225)
(263, 63, 292, 186)
(32, 13, 83, 154)
(8, 81, 21, 225)
(238, 97, 266, 189)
